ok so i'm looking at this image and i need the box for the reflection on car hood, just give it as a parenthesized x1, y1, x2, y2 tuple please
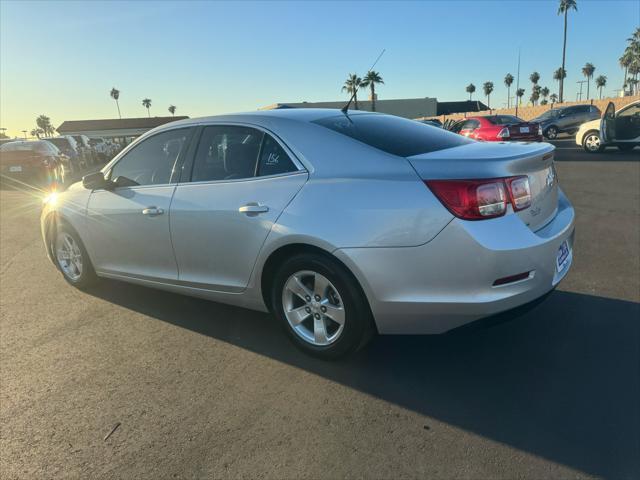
(578, 118, 600, 131)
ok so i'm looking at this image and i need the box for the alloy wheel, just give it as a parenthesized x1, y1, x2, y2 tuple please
(56, 232, 83, 281)
(584, 133, 601, 152)
(546, 127, 558, 139)
(282, 270, 345, 346)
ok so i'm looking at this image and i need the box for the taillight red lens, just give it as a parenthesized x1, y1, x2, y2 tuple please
(426, 179, 507, 220)
(426, 175, 532, 220)
(505, 175, 531, 211)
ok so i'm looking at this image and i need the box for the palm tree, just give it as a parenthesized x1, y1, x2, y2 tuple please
(541, 86, 550, 102)
(530, 71, 540, 90)
(110, 88, 121, 119)
(531, 85, 542, 105)
(553, 67, 566, 102)
(482, 81, 494, 108)
(595, 75, 607, 99)
(168, 105, 176, 116)
(36, 115, 54, 137)
(142, 98, 152, 117)
(550, 93, 559, 104)
(582, 63, 595, 99)
(504, 73, 514, 108)
(557, 0, 578, 103)
(516, 88, 525, 105)
(341, 74, 362, 110)
(30, 128, 43, 139)
(465, 83, 476, 100)
(619, 50, 633, 92)
(360, 71, 384, 112)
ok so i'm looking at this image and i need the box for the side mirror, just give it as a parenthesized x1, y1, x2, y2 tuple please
(82, 171, 111, 190)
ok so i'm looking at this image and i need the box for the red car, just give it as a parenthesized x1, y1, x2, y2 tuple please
(449, 115, 543, 142)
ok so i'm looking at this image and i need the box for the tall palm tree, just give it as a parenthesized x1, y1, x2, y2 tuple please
(595, 75, 607, 99)
(341, 74, 362, 110)
(553, 67, 566, 102)
(541, 86, 550, 102)
(142, 98, 152, 117)
(582, 63, 595, 99)
(557, 0, 578, 103)
(168, 105, 176, 116)
(550, 93, 559, 104)
(504, 73, 514, 108)
(516, 88, 525, 105)
(530, 71, 540, 90)
(619, 50, 633, 92)
(36, 115, 54, 137)
(110, 87, 121, 119)
(360, 71, 384, 112)
(482, 81, 494, 108)
(531, 85, 542, 105)
(465, 83, 476, 100)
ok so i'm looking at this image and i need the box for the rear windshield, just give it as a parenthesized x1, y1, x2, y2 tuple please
(47, 138, 70, 149)
(312, 114, 472, 157)
(0, 141, 57, 153)
(487, 115, 523, 125)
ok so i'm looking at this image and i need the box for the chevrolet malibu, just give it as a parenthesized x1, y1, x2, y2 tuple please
(41, 109, 575, 358)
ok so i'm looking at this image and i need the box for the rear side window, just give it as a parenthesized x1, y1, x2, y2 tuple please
(257, 134, 297, 176)
(313, 114, 472, 157)
(191, 126, 263, 182)
(488, 115, 523, 125)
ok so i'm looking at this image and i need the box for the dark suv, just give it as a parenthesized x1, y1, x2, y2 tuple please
(0, 140, 66, 187)
(533, 104, 601, 139)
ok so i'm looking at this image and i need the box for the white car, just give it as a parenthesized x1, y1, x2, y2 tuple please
(576, 101, 640, 153)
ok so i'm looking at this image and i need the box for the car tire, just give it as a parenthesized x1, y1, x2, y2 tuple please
(271, 253, 374, 359)
(582, 131, 604, 153)
(54, 222, 98, 289)
(617, 144, 636, 152)
(544, 126, 559, 139)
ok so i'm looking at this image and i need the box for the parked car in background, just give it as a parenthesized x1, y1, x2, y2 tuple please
(532, 104, 601, 139)
(45, 136, 83, 174)
(449, 115, 542, 142)
(42, 109, 574, 359)
(88, 137, 111, 162)
(0, 140, 66, 187)
(72, 135, 97, 165)
(576, 101, 640, 153)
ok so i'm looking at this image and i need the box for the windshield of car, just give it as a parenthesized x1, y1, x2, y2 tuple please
(536, 110, 560, 120)
(487, 115, 524, 125)
(313, 114, 472, 157)
(47, 138, 71, 150)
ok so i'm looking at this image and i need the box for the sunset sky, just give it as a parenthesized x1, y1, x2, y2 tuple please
(1, 0, 638, 138)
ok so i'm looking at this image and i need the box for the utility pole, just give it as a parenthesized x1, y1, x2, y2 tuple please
(515, 48, 521, 117)
(21, 130, 27, 140)
(576, 80, 586, 101)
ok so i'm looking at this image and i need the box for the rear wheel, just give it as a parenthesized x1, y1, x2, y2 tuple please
(271, 253, 374, 359)
(544, 126, 559, 139)
(617, 144, 636, 151)
(54, 224, 97, 288)
(583, 131, 604, 153)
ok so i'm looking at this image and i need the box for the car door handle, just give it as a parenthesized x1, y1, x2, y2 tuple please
(239, 203, 269, 215)
(142, 206, 164, 216)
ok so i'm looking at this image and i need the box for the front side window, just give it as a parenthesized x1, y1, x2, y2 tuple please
(618, 104, 640, 118)
(109, 128, 191, 186)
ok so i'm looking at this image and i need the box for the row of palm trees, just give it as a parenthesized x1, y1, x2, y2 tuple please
(620, 28, 640, 95)
(30, 115, 55, 138)
(341, 71, 384, 111)
(109, 88, 177, 118)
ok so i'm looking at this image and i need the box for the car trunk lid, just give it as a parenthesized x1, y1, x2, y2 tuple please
(407, 142, 558, 231)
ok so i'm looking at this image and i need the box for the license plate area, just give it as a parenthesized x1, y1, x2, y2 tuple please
(519, 127, 530, 133)
(9, 166, 23, 172)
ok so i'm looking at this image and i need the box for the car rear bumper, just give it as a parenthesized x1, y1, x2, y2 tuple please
(334, 188, 575, 334)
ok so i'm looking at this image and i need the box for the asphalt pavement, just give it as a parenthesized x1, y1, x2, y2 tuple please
(1, 141, 638, 479)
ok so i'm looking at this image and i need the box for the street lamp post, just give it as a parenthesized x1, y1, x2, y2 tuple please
(21, 130, 27, 140)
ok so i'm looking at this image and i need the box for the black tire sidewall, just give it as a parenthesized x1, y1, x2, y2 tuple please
(55, 223, 97, 288)
(271, 253, 372, 359)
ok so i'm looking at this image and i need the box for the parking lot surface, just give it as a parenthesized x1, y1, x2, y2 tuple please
(1, 143, 638, 479)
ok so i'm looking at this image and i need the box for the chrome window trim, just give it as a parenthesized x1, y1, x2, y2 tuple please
(176, 169, 308, 188)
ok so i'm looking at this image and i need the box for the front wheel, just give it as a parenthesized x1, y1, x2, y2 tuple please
(54, 224, 97, 288)
(271, 253, 374, 359)
(583, 131, 604, 153)
(544, 126, 559, 139)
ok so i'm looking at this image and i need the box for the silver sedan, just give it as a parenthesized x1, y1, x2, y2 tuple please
(41, 109, 575, 358)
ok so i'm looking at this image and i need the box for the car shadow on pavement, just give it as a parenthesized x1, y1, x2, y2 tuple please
(86, 281, 639, 479)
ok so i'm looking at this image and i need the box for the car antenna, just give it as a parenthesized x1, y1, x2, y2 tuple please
(341, 48, 386, 114)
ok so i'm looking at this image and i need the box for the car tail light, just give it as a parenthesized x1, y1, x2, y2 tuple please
(497, 127, 510, 139)
(505, 175, 531, 210)
(426, 175, 532, 220)
(537, 125, 543, 136)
